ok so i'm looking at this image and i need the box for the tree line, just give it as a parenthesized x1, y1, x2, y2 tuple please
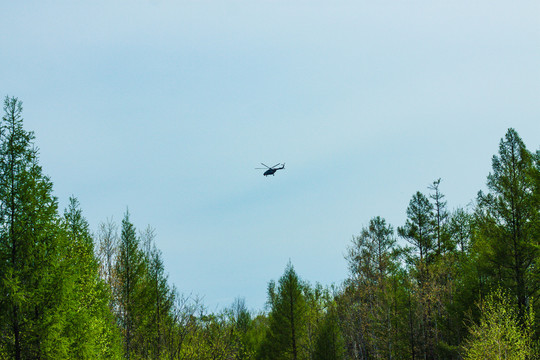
(0, 96, 538, 359)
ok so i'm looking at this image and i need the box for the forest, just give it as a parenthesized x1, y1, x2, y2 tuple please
(0, 95, 539, 359)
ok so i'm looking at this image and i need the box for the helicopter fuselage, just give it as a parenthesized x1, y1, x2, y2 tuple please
(257, 163, 285, 176)
(263, 164, 284, 176)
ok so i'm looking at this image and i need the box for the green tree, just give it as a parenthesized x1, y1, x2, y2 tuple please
(398, 193, 437, 359)
(398, 192, 435, 265)
(303, 283, 332, 357)
(139, 226, 175, 359)
(476, 128, 539, 324)
(462, 288, 535, 360)
(61, 197, 122, 358)
(228, 297, 257, 358)
(342, 216, 406, 359)
(96, 217, 118, 310)
(115, 211, 147, 359)
(163, 294, 202, 359)
(448, 207, 472, 256)
(313, 303, 345, 360)
(0, 96, 64, 359)
(258, 262, 308, 360)
(347, 216, 397, 283)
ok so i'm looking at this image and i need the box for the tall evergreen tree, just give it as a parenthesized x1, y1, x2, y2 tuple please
(398, 192, 438, 359)
(115, 211, 147, 359)
(398, 192, 435, 265)
(0, 96, 63, 359)
(258, 262, 307, 360)
(475, 128, 539, 324)
(139, 226, 174, 359)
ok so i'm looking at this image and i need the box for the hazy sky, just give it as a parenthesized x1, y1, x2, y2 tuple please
(3, 1, 539, 311)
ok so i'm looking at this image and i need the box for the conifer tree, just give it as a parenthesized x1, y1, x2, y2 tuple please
(258, 262, 307, 360)
(0, 96, 63, 359)
(398, 192, 438, 359)
(398, 192, 435, 265)
(476, 128, 539, 324)
(115, 211, 147, 359)
(140, 226, 174, 359)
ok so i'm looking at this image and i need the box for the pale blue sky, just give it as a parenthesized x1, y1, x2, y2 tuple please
(2, 0, 539, 310)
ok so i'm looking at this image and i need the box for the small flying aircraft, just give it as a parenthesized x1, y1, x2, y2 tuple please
(256, 163, 285, 176)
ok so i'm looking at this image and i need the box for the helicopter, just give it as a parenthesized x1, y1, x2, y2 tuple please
(256, 163, 285, 176)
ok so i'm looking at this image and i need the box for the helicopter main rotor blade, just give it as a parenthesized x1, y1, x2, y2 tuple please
(260, 163, 271, 169)
(271, 163, 281, 169)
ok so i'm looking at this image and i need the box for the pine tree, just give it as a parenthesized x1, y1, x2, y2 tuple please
(476, 128, 539, 324)
(115, 211, 147, 359)
(0, 96, 63, 359)
(398, 192, 438, 359)
(258, 262, 307, 360)
(139, 226, 174, 359)
(398, 192, 435, 265)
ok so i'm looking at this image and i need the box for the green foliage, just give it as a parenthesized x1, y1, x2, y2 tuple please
(342, 216, 414, 359)
(0, 96, 68, 358)
(178, 312, 247, 359)
(303, 283, 333, 357)
(114, 212, 150, 359)
(258, 262, 308, 360)
(0, 96, 122, 359)
(313, 304, 345, 360)
(60, 197, 122, 359)
(476, 128, 539, 325)
(449, 207, 473, 255)
(244, 313, 269, 357)
(462, 289, 536, 360)
(398, 191, 435, 265)
(138, 226, 175, 359)
(347, 216, 398, 283)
